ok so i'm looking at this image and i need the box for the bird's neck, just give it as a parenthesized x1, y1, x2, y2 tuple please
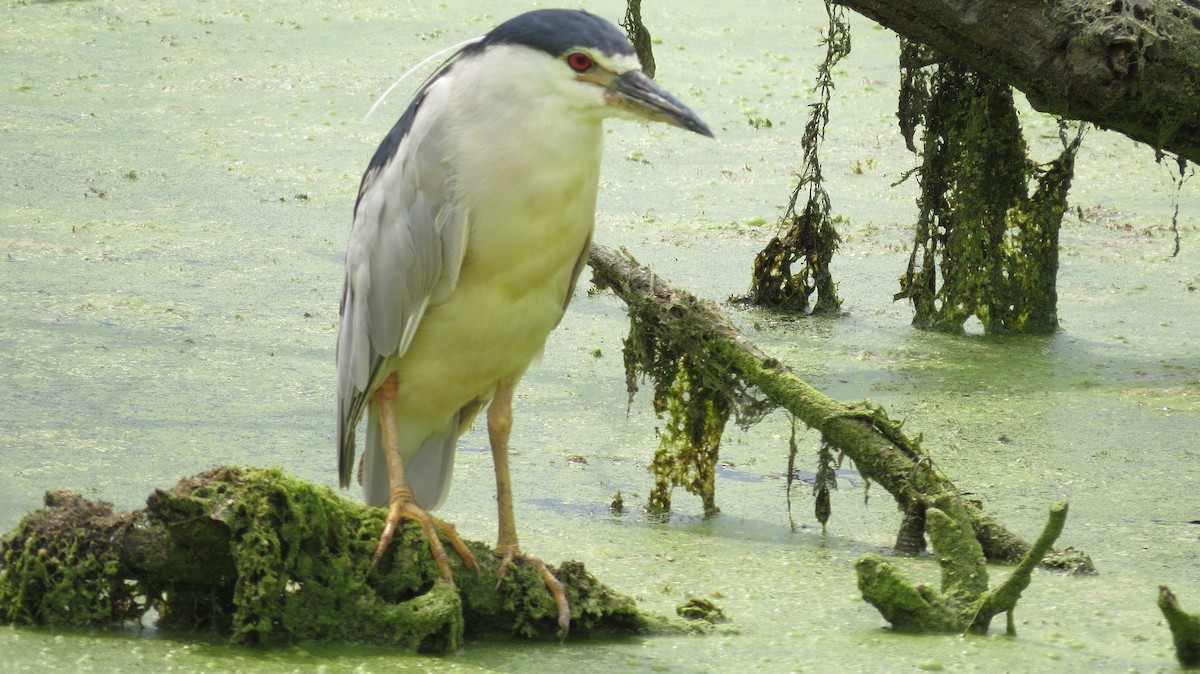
(446, 85, 605, 211)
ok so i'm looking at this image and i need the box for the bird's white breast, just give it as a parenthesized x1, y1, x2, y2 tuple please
(386, 50, 604, 429)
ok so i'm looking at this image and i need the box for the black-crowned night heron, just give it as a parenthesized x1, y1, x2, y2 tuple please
(336, 8, 711, 629)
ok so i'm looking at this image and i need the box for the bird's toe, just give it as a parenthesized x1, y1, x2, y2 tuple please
(494, 548, 571, 634)
(370, 489, 468, 587)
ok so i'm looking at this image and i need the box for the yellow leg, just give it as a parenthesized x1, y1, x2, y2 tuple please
(370, 374, 477, 582)
(489, 377, 571, 631)
(489, 378, 519, 556)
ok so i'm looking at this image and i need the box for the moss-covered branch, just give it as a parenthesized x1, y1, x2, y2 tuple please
(970, 501, 1068, 631)
(589, 243, 1092, 573)
(856, 500, 1068, 634)
(0, 467, 684, 653)
(1159, 585, 1200, 667)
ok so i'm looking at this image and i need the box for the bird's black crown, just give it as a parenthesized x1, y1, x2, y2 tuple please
(475, 9, 635, 59)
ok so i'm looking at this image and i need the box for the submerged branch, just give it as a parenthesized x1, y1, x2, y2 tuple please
(1159, 585, 1200, 667)
(857, 500, 1069, 634)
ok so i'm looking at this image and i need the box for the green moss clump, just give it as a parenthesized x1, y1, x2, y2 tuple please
(676, 597, 727, 624)
(0, 491, 141, 627)
(134, 466, 465, 652)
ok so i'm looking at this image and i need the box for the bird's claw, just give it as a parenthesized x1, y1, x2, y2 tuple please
(495, 549, 517, 586)
(369, 490, 478, 585)
(494, 547, 571, 634)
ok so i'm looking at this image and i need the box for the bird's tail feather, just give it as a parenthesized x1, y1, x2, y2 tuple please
(361, 401, 484, 510)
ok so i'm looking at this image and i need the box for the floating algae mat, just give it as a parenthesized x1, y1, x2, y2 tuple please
(2, 0, 1198, 671)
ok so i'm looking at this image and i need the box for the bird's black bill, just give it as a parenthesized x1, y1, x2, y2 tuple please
(607, 70, 713, 138)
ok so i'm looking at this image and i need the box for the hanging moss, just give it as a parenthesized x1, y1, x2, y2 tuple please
(646, 355, 731, 516)
(620, 0, 655, 79)
(897, 40, 932, 154)
(620, 267, 771, 516)
(811, 440, 838, 528)
(895, 47, 1086, 335)
(744, 0, 846, 315)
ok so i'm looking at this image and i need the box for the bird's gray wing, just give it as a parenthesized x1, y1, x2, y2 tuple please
(336, 77, 469, 489)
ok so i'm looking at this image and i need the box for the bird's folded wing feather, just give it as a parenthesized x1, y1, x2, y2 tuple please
(336, 77, 468, 488)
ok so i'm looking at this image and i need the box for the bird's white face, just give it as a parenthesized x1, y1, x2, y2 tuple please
(558, 48, 643, 108)
(560, 47, 711, 137)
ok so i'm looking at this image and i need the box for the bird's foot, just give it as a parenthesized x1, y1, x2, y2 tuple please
(496, 546, 571, 633)
(370, 488, 479, 584)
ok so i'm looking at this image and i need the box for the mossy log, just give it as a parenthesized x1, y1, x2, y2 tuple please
(856, 500, 1068, 634)
(1159, 585, 1200, 667)
(588, 243, 1092, 573)
(0, 467, 672, 653)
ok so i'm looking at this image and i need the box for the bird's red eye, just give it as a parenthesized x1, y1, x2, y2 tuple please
(567, 52, 593, 73)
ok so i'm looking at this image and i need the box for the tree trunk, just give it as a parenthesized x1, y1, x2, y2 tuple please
(832, 0, 1200, 164)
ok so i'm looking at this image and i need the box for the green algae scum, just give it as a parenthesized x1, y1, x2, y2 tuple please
(2, 0, 1199, 671)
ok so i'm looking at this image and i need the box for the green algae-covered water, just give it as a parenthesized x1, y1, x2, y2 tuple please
(3, 0, 1198, 671)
